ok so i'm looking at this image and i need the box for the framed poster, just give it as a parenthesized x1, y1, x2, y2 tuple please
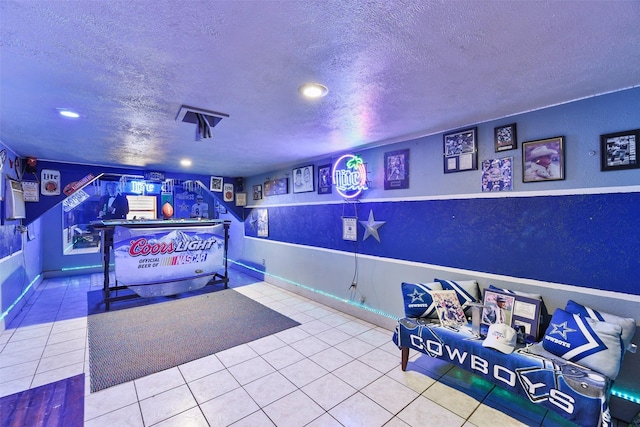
(264, 178, 289, 196)
(481, 289, 515, 326)
(317, 164, 332, 195)
(342, 217, 357, 241)
(443, 127, 478, 173)
(235, 192, 246, 207)
(494, 123, 517, 152)
(252, 185, 262, 200)
(223, 183, 234, 202)
(430, 290, 466, 328)
(481, 157, 513, 192)
(21, 181, 39, 202)
(210, 176, 223, 192)
(384, 149, 409, 190)
(292, 165, 314, 193)
(257, 208, 268, 237)
(600, 129, 639, 171)
(523, 136, 565, 182)
(41, 169, 61, 196)
(482, 289, 541, 340)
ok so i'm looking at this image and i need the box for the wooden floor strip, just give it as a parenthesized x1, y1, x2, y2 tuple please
(0, 374, 84, 427)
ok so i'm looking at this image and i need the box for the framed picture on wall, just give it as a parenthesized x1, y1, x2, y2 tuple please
(210, 176, 223, 192)
(522, 136, 565, 182)
(264, 178, 288, 196)
(600, 129, 639, 171)
(494, 123, 517, 152)
(292, 165, 314, 193)
(384, 149, 409, 189)
(481, 157, 513, 192)
(317, 164, 332, 194)
(252, 185, 262, 200)
(443, 127, 478, 173)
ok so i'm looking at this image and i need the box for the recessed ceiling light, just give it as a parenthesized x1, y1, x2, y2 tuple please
(180, 159, 192, 167)
(299, 83, 328, 99)
(58, 109, 80, 118)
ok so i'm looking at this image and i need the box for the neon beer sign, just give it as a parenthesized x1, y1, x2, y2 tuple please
(333, 154, 368, 199)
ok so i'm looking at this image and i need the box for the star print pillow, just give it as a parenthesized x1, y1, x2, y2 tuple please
(564, 299, 636, 352)
(542, 308, 624, 379)
(401, 282, 443, 319)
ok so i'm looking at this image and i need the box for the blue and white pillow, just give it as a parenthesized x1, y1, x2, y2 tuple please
(401, 282, 442, 318)
(488, 284, 541, 300)
(565, 299, 636, 352)
(435, 279, 479, 314)
(542, 308, 624, 379)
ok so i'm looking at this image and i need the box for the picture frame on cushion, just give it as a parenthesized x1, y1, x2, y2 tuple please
(434, 278, 480, 316)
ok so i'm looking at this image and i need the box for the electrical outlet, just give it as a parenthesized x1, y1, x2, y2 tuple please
(261, 258, 265, 266)
(360, 295, 366, 304)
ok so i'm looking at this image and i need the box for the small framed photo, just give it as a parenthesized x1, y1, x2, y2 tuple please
(481, 289, 515, 327)
(483, 289, 542, 340)
(430, 290, 466, 328)
(481, 157, 513, 192)
(494, 123, 517, 152)
(292, 165, 314, 193)
(252, 185, 262, 200)
(317, 164, 332, 195)
(523, 136, 565, 182)
(443, 127, 478, 173)
(257, 208, 269, 237)
(264, 178, 289, 196)
(600, 129, 639, 171)
(384, 149, 409, 190)
(210, 176, 223, 192)
(235, 192, 247, 207)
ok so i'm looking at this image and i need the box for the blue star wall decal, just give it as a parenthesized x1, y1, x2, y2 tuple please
(359, 209, 386, 242)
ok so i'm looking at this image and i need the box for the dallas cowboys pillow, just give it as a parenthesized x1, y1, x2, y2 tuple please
(401, 282, 442, 318)
(564, 299, 636, 351)
(488, 284, 541, 300)
(435, 278, 479, 314)
(542, 308, 624, 379)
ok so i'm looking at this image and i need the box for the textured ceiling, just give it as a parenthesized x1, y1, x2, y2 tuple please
(1, 1, 639, 177)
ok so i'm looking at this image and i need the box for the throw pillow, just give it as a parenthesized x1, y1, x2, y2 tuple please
(542, 308, 624, 379)
(401, 282, 443, 318)
(565, 299, 636, 351)
(435, 278, 479, 314)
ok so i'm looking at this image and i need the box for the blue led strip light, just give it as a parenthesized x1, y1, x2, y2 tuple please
(228, 259, 397, 321)
(0, 274, 41, 323)
(61, 263, 111, 272)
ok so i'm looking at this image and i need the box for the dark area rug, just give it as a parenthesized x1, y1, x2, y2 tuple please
(87, 289, 299, 392)
(0, 374, 84, 427)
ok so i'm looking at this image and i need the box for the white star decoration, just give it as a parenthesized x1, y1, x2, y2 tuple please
(359, 210, 386, 242)
(408, 289, 425, 303)
(549, 321, 576, 340)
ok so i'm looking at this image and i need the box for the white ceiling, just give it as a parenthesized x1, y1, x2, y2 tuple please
(1, 1, 639, 178)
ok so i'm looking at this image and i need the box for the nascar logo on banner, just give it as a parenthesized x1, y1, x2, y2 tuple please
(113, 224, 225, 287)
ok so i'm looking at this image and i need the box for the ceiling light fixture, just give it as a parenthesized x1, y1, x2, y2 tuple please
(299, 83, 328, 99)
(180, 159, 192, 167)
(58, 109, 80, 118)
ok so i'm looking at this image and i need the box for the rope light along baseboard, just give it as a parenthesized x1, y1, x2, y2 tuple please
(228, 259, 397, 321)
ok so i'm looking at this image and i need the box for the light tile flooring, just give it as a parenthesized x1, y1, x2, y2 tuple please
(0, 271, 595, 426)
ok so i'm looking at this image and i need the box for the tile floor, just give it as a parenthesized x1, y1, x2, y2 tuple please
(0, 270, 606, 426)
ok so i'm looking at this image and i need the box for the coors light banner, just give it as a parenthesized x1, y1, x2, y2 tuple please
(113, 224, 225, 287)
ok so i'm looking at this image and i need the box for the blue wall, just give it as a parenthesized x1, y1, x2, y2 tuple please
(238, 87, 640, 316)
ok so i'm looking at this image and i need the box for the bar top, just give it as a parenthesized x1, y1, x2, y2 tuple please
(90, 219, 230, 229)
